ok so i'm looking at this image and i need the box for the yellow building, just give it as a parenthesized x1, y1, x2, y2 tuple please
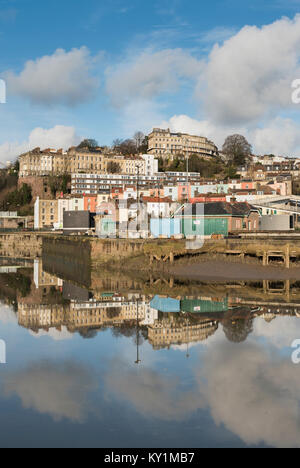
(20, 147, 146, 177)
(18, 303, 66, 332)
(19, 148, 68, 177)
(148, 128, 218, 160)
(34, 198, 58, 229)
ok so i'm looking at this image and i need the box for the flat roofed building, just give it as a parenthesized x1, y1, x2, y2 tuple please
(71, 172, 202, 195)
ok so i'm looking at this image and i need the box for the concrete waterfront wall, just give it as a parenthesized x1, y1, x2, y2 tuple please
(2, 231, 300, 270)
(90, 238, 146, 265)
(42, 236, 92, 287)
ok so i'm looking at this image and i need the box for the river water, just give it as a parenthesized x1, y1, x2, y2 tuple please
(0, 257, 299, 448)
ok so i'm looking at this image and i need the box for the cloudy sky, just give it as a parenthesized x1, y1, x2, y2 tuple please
(1, 0, 300, 163)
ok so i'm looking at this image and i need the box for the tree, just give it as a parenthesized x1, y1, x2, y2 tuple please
(222, 134, 252, 166)
(117, 139, 137, 156)
(4, 183, 32, 209)
(139, 135, 148, 154)
(77, 139, 99, 152)
(106, 307, 121, 319)
(49, 174, 71, 197)
(107, 161, 121, 174)
(133, 131, 145, 149)
(112, 139, 123, 152)
(222, 318, 254, 343)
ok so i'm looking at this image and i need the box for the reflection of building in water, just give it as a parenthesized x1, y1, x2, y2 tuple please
(18, 261, 300, 345)
(67, 297, 156, 331)
(17, 291, 158, 333)
(148, 315, 218, 350)
(34, 259, 63, 289)
(18, 303, 66, 332)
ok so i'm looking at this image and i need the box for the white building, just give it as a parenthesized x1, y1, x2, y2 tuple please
(143, 197, 178, 218)
(141, 154, 159, 176)
(57, 197, 84, 229)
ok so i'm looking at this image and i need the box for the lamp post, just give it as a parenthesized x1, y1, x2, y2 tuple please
(185, 317, 190, 359)
(183, 138, 190, 202)
(135, 297, 141, 365)
(135, 163, 143, 236)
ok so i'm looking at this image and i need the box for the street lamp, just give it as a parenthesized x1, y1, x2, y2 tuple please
(183, 138, 190, 202)
(135, 297, 141, 365)
(135, 163, 143, 236)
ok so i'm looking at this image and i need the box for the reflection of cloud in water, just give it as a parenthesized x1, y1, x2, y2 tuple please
(106, 336, 300, 447)
(3, 361, 97, 422)
(253, 317, 300, 349)
(196, 341, 300, 448)
(29, 326, 73, 341)
(0, 304, 17, 324)
(105, 360, 203, 421)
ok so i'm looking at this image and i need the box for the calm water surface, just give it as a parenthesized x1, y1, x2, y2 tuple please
(0, 258, 299, 448)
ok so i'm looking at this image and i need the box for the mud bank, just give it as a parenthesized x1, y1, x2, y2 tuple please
(168, 260, 300, 281)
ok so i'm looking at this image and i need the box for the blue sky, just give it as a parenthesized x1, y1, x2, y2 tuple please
(1, 0, 300, 162)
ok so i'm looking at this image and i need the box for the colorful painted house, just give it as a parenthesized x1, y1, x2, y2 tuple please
(178, 201, 260, 237)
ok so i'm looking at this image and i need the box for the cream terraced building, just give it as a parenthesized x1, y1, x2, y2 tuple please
(148, 128, 218, 159)
(19, 148, 68, 177)
(19, 147, 146, 177)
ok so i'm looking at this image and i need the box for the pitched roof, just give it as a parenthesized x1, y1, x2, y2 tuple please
(182, 202, 258, 217)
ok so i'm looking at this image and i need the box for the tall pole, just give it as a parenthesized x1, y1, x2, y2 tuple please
(184, 138, 190, 202)
(136, 164, 140, 235)
(135, 298, 141, 365)
(186, 317, 190, 359)
(136, 164, 140, 206)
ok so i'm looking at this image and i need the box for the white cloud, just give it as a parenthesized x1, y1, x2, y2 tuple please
(251, 117, 300, 155)
(0, 125, 81, 164)
(105, 48, 203, 108)
(5, 47, 98, 106)
(160, 114, 234, 147)
(201, 15, 300, 125)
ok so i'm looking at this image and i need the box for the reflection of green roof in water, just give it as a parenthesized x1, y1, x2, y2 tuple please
(150, 296, 228, 314)
(180, 298, 228, 314)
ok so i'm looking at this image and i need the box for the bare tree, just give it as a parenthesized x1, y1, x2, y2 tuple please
(133, 131, 145, 149)
(112, 139, 123, 152)
(222, 134, 252, 166)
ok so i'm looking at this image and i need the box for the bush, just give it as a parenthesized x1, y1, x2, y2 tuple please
(4, 183, 32, 209)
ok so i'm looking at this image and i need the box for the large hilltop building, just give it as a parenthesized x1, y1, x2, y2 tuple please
(147, 128, 218, 160)
(19, 147, 148, 178)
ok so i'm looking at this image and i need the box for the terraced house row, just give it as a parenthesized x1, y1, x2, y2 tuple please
(19, 147, 150, 177)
